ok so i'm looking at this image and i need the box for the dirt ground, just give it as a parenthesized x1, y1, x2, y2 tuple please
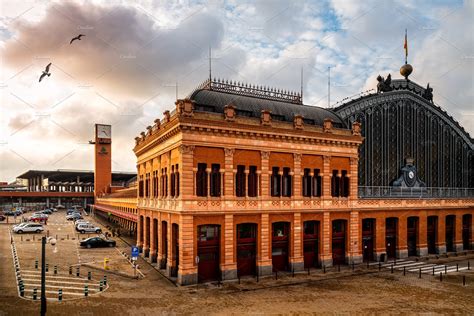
(1, 212, 473, 315)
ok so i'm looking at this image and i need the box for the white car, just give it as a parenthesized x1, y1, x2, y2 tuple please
(13, 223, 44, 234)
(75, 220, 90, 226)
(76, 223, 102, 234)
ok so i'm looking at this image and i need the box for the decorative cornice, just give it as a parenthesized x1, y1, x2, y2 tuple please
(179, 144, 195, 155)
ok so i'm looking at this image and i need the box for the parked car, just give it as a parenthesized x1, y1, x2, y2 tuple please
(3, 211, 15, 216)
(13, 223, 44, 234)
(76, 223, 101, 234)
(66, 209, 81, 215)
(74, 219, 90, 226)
(29, 214, 48, 222)
(40, 209, 53, 215)
(0, 215, 5, 221)
(80, 237, 116, 248)
(66, 213, 82, 221)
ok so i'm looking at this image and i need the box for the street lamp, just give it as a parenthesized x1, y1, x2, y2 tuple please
(41, 236, 56, 316)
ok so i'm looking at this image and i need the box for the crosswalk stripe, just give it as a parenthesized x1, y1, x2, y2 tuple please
(23, 283, 101, 291)
(21, 273, 89, 281)
(21, 278, 100, 286)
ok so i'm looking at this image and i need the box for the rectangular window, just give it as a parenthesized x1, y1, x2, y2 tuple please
(248, 166, 258, 197)
(236, 165, 246, 197)
(342, 170, 349, 197)
(210, 164, 221, 197)
(282, 167, 292, 197)
(139, 175, 144, 198)
(196, 163, 207, 197)
(331, 170, 340, 197)
(302, 168, 311, 197)
(271, 167, 281, 197)
(313, 169, 322, 197)
(170, 166, 176, 197)
(175, 164, 180, 197)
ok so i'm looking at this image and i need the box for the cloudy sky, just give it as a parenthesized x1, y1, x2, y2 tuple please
(1, 0, 473, 182)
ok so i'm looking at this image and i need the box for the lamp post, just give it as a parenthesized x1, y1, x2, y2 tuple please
(41, 236, 56, 316)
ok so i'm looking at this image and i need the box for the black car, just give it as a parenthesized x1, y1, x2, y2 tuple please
(0, 215, 5, 221)
(80, 237, 116, 249)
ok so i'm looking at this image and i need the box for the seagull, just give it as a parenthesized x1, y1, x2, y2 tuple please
(70, 34, 85, 44)
(39, 63, 51, 82)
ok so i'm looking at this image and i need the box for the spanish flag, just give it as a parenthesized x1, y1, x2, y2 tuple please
(404, 29, 408, 61)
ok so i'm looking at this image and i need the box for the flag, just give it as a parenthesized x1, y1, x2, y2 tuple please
(404, 29, 408, 58)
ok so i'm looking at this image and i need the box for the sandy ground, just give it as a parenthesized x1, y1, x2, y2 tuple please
(1, 212, 473, 315)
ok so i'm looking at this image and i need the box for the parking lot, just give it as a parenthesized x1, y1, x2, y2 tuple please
(1, 211, 474, 315)
(5, 209, 138, 301)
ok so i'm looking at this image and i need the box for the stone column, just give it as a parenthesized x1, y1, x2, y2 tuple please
(293, 153, 302, 198)
(137, 213, 143, 251)
(375, 216, 386, 262)
(322, 156, 331, 199)
(258, 213, 272, 275)
(220, 170, 225, 197)
(144, 216, 150, 258)
(244, 170, 250, 198)
(222, 214, 237, 280)
(224, 148, 234, 197)
(398, 216, 408, 258)
(256, 171, 262, 197)
(321, 211, 332, 267)
(261, 151, 270, 198)
(455, 215, 463, 252)
(349, 211, 362, 264)
(290, 212, 304, 271)
(192, 168, 197, 197)
(206, 168, 211, 197)
(418, 212, 428, 256)
(150, 217, 157, 263)
(178, 214, 197, 285)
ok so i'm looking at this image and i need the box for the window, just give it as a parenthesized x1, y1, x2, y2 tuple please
(313, 169, 322, 197)
(164, 167, 168, 197)
(210, 164, 221, 197)
(139, 175, 144, 197)
(302, 168, 312, 197)
(175, 164, 180, 197)
(238, 224, 256, 239)
(304, 221, 319, 236)
(170, 166, 176, 197)
(198, 225, 219, 241)
(236, 165, 246, 197)
(273, 222, 289, 237)
(153, 171, 159, 197)
(271, 167, 281, 197)
(342, 170, 349, 197)
(248, 166, 258, 197)
(196, 163, 207, 197)
(282, 167, 292, 197)
(145, 173, 150, 197)
(331, 170, 340, 197)
(332, 220, 345, 233)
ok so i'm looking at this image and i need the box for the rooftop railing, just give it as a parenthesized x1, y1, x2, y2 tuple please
(358, 186, 474, 199)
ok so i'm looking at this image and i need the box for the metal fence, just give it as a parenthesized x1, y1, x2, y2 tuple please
(358, 186, 474, 199)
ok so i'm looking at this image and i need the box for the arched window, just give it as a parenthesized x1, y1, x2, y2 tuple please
(196, 163, 207, 197)
(236, 165, 246, 197)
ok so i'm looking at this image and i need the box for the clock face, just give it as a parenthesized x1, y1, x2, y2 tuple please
(408, 171, 415, 179)
(97, 125, 111, 139)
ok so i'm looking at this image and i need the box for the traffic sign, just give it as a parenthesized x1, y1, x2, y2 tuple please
(131, 246, 139, 260)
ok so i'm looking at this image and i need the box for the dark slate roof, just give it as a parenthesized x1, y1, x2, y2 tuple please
(189, 89, 347, 128)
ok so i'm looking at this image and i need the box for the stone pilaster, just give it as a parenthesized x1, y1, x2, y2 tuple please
(418, 212, 428, 256)
(222, 214, 237, 280)
(349, 211, 362, 264)
(290, 212, 304, 271)
(397, 216, 408, 258)
(322, 155, 331, 199)
(349, 157, 358, 199)
(321, 212, 332, 266)
(261, 151, 270, 198)
(224, 148, 235, 197)
(258, 213, 272, 275)
(375, 217, 386, 261)
(455, 215, 463, 252)
(437, 216, 446, 254)
(178, 215, 197, 285)
(293, 153, 302, 198)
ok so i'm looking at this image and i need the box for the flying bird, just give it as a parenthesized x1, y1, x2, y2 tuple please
(70, 34, 85, 44)
(39, 63, 51, 82)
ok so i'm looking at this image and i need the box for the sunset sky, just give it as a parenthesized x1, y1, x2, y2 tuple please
(1, 0, 473, 182)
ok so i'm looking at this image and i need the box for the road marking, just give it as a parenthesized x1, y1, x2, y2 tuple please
(23, 283, 101, 291)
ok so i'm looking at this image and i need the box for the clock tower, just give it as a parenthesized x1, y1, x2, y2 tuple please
(94, 124, 112, 197)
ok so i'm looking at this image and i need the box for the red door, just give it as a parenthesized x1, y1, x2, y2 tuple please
(237, 223, 257, 277)
(407, 217, 418, 256)
(303, 221, 319, 268)
(386, 218, 397, 259)
(362, 219, 375, 262)
(332, 220, 346, 265)
(197, 225, 220, 282)
(427, 216, 437, 254)
(272, 222, 290, 272)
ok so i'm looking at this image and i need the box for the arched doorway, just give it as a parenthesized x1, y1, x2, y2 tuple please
(445, 215, 455, 252)
(272, 222, 290, 272)
(332, 220, 346, 265)
(152, 219, 158, 263)
(463, 214, 472, 250)
(303, 220, 320, 268)
(236, 223, 257, 277)
(197, 225, 220, 282)
(145, 217, 151, 257)
(362, 218, 375, 262)
(386, 218, 398, 259)
(171, 223, 179, 277)
(427, 216, 438, 254)
(139, 215, 144, 252)
(407, 217, 419, 256)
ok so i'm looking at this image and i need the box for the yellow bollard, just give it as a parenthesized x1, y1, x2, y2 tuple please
(104, 258, 109, 270)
